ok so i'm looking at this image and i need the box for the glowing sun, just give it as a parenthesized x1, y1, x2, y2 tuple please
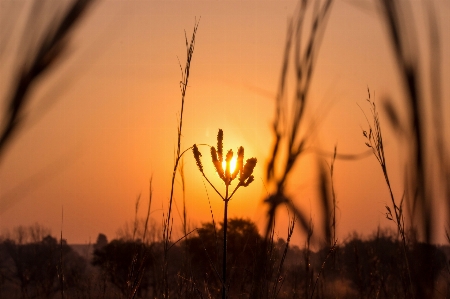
(222, 157, 237, 174)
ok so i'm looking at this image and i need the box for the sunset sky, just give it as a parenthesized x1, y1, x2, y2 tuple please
(0, 0, 449, 246)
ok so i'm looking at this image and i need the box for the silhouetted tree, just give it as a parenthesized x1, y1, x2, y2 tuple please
(92, 239, 153, 298)
(94, 233, 108, 251)
(1, 234, 87, 298)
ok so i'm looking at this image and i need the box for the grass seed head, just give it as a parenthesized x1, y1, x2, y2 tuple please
(192, 144, 204, 173)
(211, 146, 225, 180)
(217, 129, 223, 163)
(232, 146, 244, 180)
(194, 129, 257, 192)
(242, 175, 254, 187)
(239, 157, 257, 186)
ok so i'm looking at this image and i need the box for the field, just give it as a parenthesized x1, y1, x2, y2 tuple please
(0, 0, 449, 298)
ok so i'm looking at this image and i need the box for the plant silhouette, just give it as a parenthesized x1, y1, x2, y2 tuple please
(193, 129, 257, 299)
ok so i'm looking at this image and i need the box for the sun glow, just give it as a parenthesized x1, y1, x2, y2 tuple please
(222, 157, 237, 174)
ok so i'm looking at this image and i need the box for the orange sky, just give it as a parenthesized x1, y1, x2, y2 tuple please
(0, 0, 449, 246)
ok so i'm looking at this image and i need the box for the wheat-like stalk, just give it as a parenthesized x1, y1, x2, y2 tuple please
(193, 129, 257, 299)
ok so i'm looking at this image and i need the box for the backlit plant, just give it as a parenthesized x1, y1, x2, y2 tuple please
(192, 129, 257, 299)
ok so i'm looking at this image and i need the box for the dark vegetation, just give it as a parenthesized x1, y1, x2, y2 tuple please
(0, 221, 449, 298)
(0, 226, 88, 298)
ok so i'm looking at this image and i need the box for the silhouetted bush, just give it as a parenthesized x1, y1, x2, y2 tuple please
(0, 235, 87, 298)
(92, 239, 153, 298)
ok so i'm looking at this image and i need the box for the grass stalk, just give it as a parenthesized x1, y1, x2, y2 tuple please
(310, 239, 337, 299)
(163, 19, 199, 298)
(330, 145, 337, 248)
(59, 207, 64, 299)
(124, 179, 153, 299)
(264, 0, 333, 246)
(0, 0, 95, 161)
(360, 89, 414, 298)
(271, 213, 295, 299)
(304, 216, 313, 299)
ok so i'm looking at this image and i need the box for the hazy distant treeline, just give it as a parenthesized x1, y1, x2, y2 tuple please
(0, 219, 448, 299)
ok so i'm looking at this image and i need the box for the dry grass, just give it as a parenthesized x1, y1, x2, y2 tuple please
(162, 18, 200, 299)
(0, 0, 448, 298)
(360, 90, 413, 297)
(0, 0, 95, 161)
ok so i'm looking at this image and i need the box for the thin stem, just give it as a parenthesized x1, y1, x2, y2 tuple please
(201, 174, 225, 201)
(363, 94, 414, 298)
(383, 166, 413, 298)
(222, 186, 229, 299)
(165, 21, 199, 248)
(163, 20, 199, 298)
(310, 240, 337, 299)
(227, 184, 241, 201)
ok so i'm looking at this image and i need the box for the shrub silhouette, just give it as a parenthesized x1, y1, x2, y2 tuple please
(92, 239, 153, 297)
(1, 235, 86, 298)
